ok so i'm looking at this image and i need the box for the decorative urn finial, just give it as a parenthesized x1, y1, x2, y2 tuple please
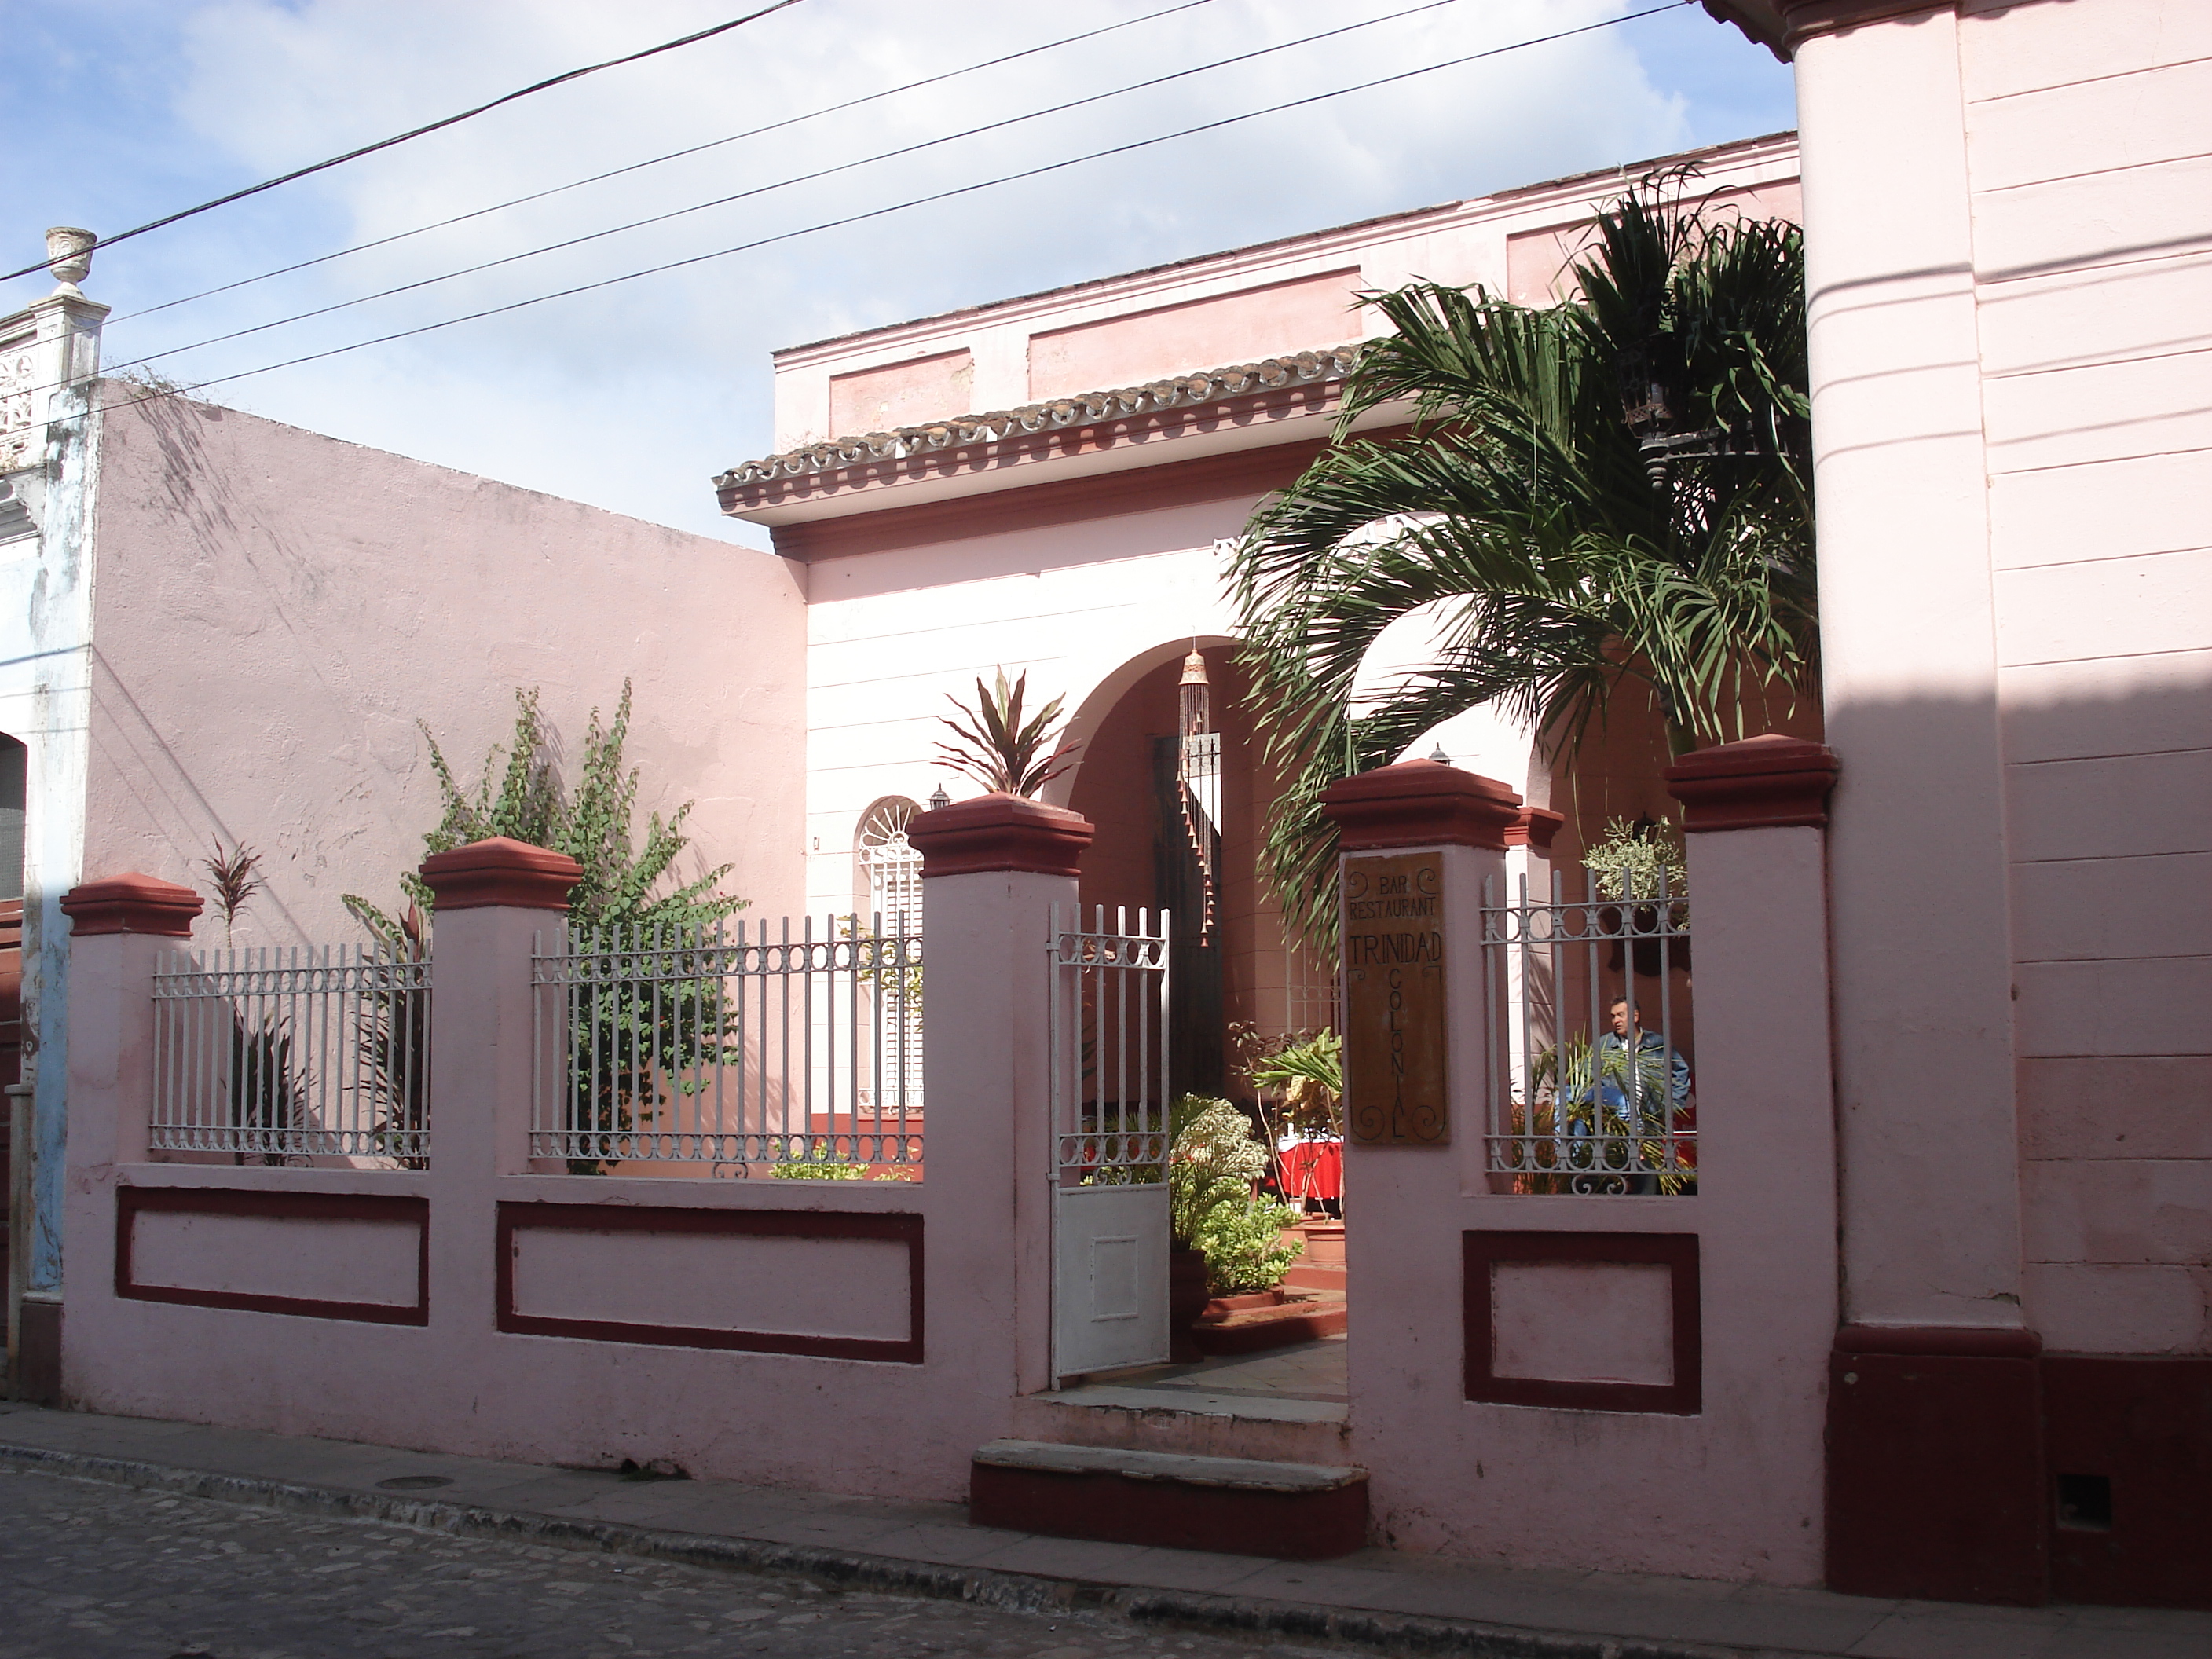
(45, 227, 95, 296)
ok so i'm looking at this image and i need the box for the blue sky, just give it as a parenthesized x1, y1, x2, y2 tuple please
(0, 0, 1793, 545)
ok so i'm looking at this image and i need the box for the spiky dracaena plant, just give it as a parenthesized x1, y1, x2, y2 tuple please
(935, 668, 1081, 798)
(346, 683, 748, 1172)
(196, 839, 309, 1164)
(1232, 176, 1814, 951)
(201, 840, 266, 951)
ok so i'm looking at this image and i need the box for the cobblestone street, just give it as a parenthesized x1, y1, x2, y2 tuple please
(0, 1467, 1326, 1659)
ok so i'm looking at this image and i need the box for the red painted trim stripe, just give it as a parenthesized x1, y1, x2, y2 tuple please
(1463, 1229, 1701, 1415)
(494, 1201, 925, 1364)
(115, 1186, 430, 1327)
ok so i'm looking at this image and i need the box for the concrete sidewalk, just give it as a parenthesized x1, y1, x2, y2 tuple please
(1, 1402, 2203, 1659)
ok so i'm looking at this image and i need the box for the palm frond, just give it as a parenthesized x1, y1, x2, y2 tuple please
(1232, 173, 1815, 950)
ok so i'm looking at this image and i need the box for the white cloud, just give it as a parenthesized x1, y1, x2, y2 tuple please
(57, 0, 1787, 542)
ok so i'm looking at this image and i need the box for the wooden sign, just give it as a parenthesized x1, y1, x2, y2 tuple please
(1342, 853, 1449, 1146)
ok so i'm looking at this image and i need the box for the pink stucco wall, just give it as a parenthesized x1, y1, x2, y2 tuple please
(1798, 0, 2212, 1353)
(1342, 811, 1837, 1583)
(85, 396, 809, 942)
(760, 134, 1800, 451)
(1026, 269, 1365, 401)
(60, 861, 1066, 1503)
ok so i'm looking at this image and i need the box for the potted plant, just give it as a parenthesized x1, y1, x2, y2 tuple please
(1167, 1096, 1302, 1352)
(1245, 1028, 1343, 1214)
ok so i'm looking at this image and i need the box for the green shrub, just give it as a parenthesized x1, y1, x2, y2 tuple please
(770, 1144, 866, 1181)
(1169, 1094, 1303, 1295)
(1194, 1191, 1302, 1295)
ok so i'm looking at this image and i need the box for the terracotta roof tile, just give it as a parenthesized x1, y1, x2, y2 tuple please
(712, 342, 1360, 490)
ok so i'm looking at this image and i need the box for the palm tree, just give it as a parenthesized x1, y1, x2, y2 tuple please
(1231, 178, 1815, 949)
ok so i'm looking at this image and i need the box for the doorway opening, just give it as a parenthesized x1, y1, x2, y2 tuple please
(1057, 646, 1346, 1413)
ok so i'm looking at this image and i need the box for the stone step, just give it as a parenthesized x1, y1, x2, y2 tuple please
(1281, 1260, 1346, 1291)
(969, 1439, 1368, 1558)
(1188, 1297, 1348, 1357)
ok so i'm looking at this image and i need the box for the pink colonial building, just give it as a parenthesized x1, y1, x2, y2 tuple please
(7, 0, 2207, 1620)
(720, 131, 1804, 1064)
(727, 0, 2212, 1606)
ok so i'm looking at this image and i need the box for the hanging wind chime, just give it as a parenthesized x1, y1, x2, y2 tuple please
(1177, 648, 1220, 946)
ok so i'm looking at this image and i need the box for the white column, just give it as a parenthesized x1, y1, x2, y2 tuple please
(2, 254, 111, 1308)
(1795, 9, 2024, 1331)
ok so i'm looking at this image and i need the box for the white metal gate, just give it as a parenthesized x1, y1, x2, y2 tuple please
(1047, 903, 1171, 1386)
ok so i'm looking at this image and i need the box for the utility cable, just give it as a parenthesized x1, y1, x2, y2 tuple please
(55, 2, 1696, 415)
(110, 0, 1218, 328)
(101, 0, 1482, 378)
(0, 0, 808, 284)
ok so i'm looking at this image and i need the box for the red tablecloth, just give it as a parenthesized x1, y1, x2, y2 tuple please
(1278, 1140, 1342, 1202)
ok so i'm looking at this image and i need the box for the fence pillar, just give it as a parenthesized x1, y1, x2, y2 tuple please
(1664, 734, 1855, 1586)
(1673, 734, 2041, 1603)
(418, 840, 581, 1345)
(1320, 758, 1517, 1451)
(909, 793, 1091, 1400)
(46, 874, 203, 1404)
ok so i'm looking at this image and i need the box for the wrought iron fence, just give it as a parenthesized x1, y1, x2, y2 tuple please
(1481, 870, 1694, 1195)
(151, 944, 430, 1163)
(529, 916, 922, 1174)
(1048, 904, 1171, 1181)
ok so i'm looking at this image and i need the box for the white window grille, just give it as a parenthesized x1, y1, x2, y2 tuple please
(151, 944, 430, 1165)
(857, 798, 924, 932)
(530, 916, 922, 1174)
(856, 798, 925, 1110)
(1481, 870, 1694, 1195)
(1282, 931, 1340, 1037)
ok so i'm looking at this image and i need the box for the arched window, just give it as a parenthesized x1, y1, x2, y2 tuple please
(855, 797, 924, 933)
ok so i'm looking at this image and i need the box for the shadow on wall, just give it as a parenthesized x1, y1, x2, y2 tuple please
(1819, 672, 2208, 1610)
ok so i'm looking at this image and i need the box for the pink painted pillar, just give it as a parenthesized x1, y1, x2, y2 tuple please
(1318, 747, 1847, 1584)
(1789, 0, 2028, 1339)
(1780, 0, 2048, 1606)
(1661, 736, 1847, 1568)
(416, 839, 581, 1347)
(1671, 731, 2045, 1603)
(908, 793, 1092, 1400)
(51, 874, 204, 1404)
(1320, 758, 1516, 1512)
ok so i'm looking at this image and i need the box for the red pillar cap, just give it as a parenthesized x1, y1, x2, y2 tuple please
(908, 792, 1093, 878)
(1507, 805, 1566, 851)
(419, 837, 583, 912)
(60, 873, 203, 938)
(1665, 734, 1840, 832)
(1321, 759, 1523, 852)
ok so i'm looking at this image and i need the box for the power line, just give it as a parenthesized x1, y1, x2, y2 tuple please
(0, 0, 808, 284)
(158, 1, 1701, 398)
(53, 1, 1697, 416)
(104, 0, 1483, 379)
(110, 0, 1218, 328)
